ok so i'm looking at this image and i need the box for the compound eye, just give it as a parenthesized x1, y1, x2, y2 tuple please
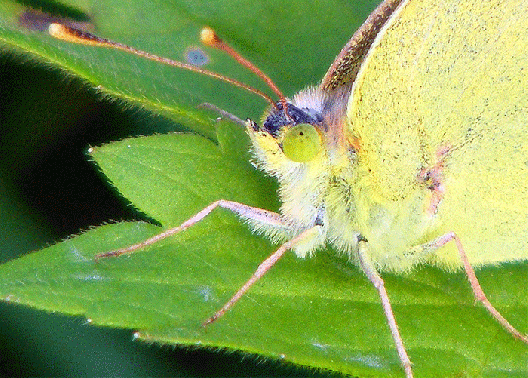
(281, 124, 322, 162)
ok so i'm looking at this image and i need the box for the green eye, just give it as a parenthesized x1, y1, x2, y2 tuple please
(282, 124, 322, 162)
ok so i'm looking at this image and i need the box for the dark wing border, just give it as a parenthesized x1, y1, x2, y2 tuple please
(321, 0, 405, 91)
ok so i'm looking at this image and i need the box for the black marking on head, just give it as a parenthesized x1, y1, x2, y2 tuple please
(315, 206, 326, 227)
(263, 102, 323, 136)
(357, 234, 368, 243)
(248, 119, 259, 131)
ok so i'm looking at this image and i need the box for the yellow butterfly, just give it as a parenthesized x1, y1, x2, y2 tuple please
(49, 0, 528, 376)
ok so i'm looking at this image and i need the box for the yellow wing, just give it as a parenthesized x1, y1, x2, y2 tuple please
(348, 0, 528, 269)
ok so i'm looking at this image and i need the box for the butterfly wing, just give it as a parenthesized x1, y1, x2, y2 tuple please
(347, 0, 528, 269)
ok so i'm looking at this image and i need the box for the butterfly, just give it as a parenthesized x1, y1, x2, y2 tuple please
(48, 0, 528, 376)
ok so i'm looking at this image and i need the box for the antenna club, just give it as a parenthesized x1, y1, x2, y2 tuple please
(201, 27, 221, 46)
(48, 23, 103, 47)
(49, 23, 86, 45)
(48, 23, 66, 38)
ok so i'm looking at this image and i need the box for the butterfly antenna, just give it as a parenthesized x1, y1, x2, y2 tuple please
(48, 23, 277, 106)
(200, 27, 289, 115)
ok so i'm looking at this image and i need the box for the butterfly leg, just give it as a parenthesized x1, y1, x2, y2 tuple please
(431, 232, 528, 344)
(203, 226, 323, 326)
(96, 200, 325, 328)
(357, 239, 413, 378)
(95, 199, 286, 260)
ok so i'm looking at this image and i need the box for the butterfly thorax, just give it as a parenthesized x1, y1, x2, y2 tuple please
(248, 86, 439, 269)
(247, 87, 365, 258)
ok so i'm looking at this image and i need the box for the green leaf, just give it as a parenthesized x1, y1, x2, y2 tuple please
(1, 123, 527, 377)
(1, 0, 527, 377)
(89, 122, 278, 227)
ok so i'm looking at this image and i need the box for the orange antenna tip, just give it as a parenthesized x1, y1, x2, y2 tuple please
(199, 27, 286, 110)
(48, 23, 69, 40)
(49, 23, 105, 47)
(200, 27, 220, 46)
(48, 23, 61, 35)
